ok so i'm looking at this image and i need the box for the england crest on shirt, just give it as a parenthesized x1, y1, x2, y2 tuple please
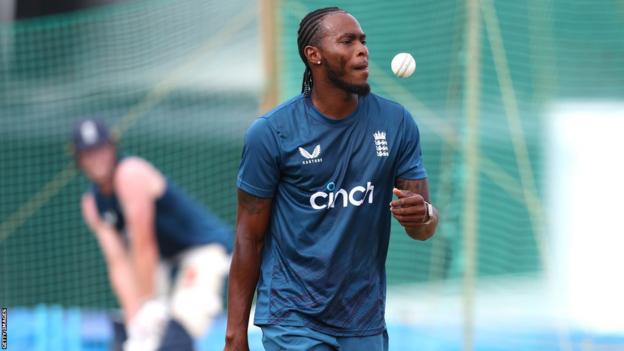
(373, 131, 389, 157)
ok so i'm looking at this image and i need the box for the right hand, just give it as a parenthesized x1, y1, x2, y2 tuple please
(81, 193, 102, 233)
(224, 332, 249, 351)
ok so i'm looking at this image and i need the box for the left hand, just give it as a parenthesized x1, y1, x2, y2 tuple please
(390, 188, 428, 227)
(124, 299, 168, 351)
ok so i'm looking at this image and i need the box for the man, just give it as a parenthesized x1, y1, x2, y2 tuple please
(225, 7, 439, 351)
(72, 118, 232, 351)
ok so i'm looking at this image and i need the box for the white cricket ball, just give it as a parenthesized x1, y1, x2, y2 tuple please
(391, 53, 416, 78)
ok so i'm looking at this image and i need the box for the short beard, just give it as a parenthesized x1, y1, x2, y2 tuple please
(325, 61, 370, 96)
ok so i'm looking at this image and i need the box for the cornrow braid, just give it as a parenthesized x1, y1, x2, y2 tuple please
(297, 7, 345, 96)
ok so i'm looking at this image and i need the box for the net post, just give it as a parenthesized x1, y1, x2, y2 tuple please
(259, 0, 281, 113)
(462, 0, 481, 349)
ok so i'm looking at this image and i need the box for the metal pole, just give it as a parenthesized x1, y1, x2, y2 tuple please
(462, 0, 481, 349)
(259, 0, 281, 113)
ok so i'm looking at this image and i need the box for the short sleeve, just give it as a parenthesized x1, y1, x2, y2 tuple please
(236, 118, 280, 198)
(395, 108, 427, 180)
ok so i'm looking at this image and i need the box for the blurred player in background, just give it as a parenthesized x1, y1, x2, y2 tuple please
(72, 118, 232, 351)
(225, 7, 439, 351)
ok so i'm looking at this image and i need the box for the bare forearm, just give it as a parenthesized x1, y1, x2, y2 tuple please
(93, 227, 141, 320)
(225, 190, 272, 350)
(113, 161, 162, 301)
(226, 236, 264, 339)
(83, 193, 144, 320)
(131, 240, 158, 299)
(107, 254, 142, 320)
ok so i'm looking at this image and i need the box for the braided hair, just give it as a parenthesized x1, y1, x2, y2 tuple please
(297, 7, 345, 96)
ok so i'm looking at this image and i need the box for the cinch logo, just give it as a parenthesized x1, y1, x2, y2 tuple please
(309, 182, 375, 210)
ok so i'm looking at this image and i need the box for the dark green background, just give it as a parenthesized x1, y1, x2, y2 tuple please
(1, 0, 623, 308)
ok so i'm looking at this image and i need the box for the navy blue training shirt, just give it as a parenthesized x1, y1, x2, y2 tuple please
(93, 178, 233, 259)
(237, 93, 427, 336)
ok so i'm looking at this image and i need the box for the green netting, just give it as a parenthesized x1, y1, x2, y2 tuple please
(2, 0, 624, 313)
(277, 0, 624, 286)
(0, 0, 260, 307)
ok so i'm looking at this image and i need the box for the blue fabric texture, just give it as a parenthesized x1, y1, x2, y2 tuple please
(92, 176, 233, 259)
(261, 324, 388, 351)
(237, 93, 427, 336)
